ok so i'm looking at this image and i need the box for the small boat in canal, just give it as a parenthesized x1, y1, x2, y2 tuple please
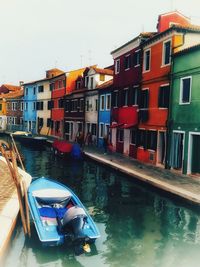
(12, 131, 47, 147)
(52, 140, 73, 156)
(28, 177, 100, 253)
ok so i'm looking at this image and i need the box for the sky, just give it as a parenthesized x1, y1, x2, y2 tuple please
(1, 0, 200, 85)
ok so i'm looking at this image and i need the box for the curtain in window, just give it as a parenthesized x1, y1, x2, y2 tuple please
(169, 133, 183, 169)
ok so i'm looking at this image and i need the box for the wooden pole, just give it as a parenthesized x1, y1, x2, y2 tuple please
(23, 180, 31, 237)
(10, 134, 25, 171)
(0, 145, 28, 235)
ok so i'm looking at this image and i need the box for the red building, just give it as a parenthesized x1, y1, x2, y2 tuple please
(110, 33, 154, 156)
(139, 11, 200, 166)
(49, 69, 66, 138)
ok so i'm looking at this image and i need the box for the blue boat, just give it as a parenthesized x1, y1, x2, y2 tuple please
(28, 177, 100, 251)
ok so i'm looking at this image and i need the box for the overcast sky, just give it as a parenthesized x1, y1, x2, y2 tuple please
(1, 0, 200, 85)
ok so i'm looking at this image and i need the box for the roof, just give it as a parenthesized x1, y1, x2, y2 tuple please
(97, 79, 113, 89)
(0, 90, 24, 99)
(1, 84, 21, 91)
(143, 24, 200, 47)
(173, 43, 200, 57)
(111, 32, 156, 55)
(92, 67, 113, 76)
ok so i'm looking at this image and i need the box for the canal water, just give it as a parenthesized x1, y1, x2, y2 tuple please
(2, 141, 200, 267)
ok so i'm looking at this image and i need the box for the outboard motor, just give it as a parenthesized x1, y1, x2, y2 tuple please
(59, 206, 88, 242)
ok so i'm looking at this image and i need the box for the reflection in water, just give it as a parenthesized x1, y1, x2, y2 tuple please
(2, 140, 200, 267)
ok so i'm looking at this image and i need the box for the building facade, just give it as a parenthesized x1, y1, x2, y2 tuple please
(167, 45, 200, 175)
(139, 11, 200, 167)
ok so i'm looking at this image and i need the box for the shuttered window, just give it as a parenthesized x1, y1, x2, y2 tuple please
(158, 85, 169, 108)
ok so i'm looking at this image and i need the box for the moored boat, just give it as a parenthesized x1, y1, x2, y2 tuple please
(12, 132, 47, 147)
(52, 140, 73, 157)
(28, 177, 100, 252)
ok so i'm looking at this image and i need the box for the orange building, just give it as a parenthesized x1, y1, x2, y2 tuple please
(138, 11, 200, 167)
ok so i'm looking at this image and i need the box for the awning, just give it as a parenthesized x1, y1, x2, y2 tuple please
(109, 123, 124, 128)
(121, 123, 137, 129)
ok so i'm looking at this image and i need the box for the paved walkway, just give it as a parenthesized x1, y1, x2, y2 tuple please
(83, 146, 200, 205)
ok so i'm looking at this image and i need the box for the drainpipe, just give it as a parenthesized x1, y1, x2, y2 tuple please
(165, 32, 186, 169)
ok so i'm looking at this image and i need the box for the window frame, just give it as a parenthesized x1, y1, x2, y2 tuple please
(99, 123, 104, 138)
(106, 94, 111, 110)
(179, 76, 192, 105)
(143, 49, 151, 72)
(162, 39, 171, 66)
(100, 95, 105, 111)
(115, 59, 120, 74)
(134, 49, 141, 67)
(124, 54, 131, 70)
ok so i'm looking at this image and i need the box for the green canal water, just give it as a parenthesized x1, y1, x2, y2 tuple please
(2, 142, 200, 267)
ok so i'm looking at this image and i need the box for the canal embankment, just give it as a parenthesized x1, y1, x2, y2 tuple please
(0, 158, 32, 259)
(84, 147, 200, 205)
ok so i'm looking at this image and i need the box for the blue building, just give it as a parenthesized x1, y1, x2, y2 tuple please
(23, 82, 37, 134)
(98, 80, 113, 147)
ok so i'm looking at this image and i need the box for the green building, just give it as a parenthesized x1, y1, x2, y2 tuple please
(168, 44, 200, 175)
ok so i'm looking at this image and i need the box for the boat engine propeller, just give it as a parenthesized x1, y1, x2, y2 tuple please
(57, 205, 91, 255)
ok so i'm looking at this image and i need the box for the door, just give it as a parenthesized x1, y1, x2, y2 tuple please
(191, 135, 200, 174)
(170, 132, 184, 169)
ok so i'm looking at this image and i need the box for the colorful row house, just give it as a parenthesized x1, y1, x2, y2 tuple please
(140, 11, 200, 167)
(167, 44, 200, 175)
(110, 32, 154, 156)
(0, 84, 22, 131)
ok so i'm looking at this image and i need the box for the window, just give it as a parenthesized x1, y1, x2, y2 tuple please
(138, 129, 146, 147)
(162, 40, 171, 65)
(99, 123, 104, 138)
(158, 85, 169, 108)
(38, 85, 44, 93)
(118, 129, 124, 142)
(36, 101, 43, 110)
(106, 94, 111, 110)
(144, 49, 150, 71)
(100, 74, 105, 81)
(105, 124, 110, 137)
(12, 102, 17, 111)
(55, 121, 60, 132)
(91, 124, 97, 136)
(80, 99, 84, 111)
(33, 102, 36, 110)
(20, 117, 23, 125)
(58, 80, 63, 88)
(65, 101, 70, 112)
(50, 83, 55, 91)
(95, 99, 98, 111)
(33, 87, 36, 95)
(130, 86, 139, 105)
(124, 54, 131, 70)
(122, 89, 129, 106)
(147, 131, 157, 150)
(86, 100, 89, 111)
(58, 99, 64, 108)
(100, 95, 105, 110)
(20, 102, 24, 111)
(140, 89, 149, 108)
(90, 77, 94, 89)
(78, 122, 83, 132)
(130, 129, 137, 144)
(25, 88, 28, 95)
(76, 81, 81, 89)
(115, 59, 120, 74)
(48, 100, 54, 110)
(180, 77, 192, 104)
(113, 91, 118, 107)
(133, 50, 141, 67)
(25, 102, 28, 111)
(85, 76, 89, 87)
(47, 118, 51, 127)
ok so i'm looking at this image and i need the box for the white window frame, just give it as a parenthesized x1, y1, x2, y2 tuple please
(143, 48, 151, 72)
(32, 101, 36, 111)
(162, 39, 171, 67)
(12, 102, 17, 111)
(105, 123, 110, 137)
(100, 95, 105, 111)
(106, 94, 111, 110)
(25, 102, 28, 111)
(115, 59, 120, 74)
(134, 49, 141, 67)
(179, 76, 192, 105)
(123, 88, 129, 107)
(132, 85, 139, 106)
(20, 102, 24, 111)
